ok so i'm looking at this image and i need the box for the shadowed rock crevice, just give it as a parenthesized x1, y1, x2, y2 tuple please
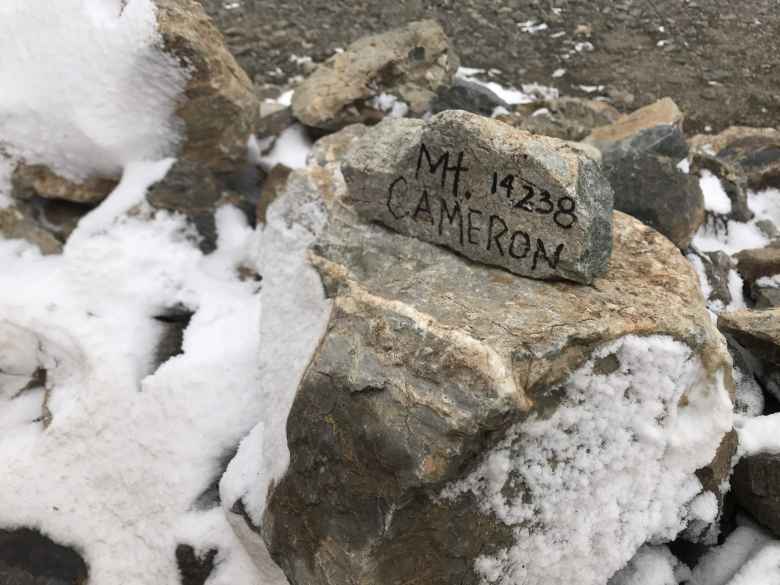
(0, 528, 88, 585)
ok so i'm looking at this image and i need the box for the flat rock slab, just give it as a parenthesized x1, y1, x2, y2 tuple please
(342, 110, 613, 284)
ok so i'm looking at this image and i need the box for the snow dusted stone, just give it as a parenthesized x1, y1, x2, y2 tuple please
(430, 78, 509, 117)
(12, 163, 118, 204)
(156, 0, 260, 172)
(689, 127, 780, 191)
(341, 110, 614, 284)
(291, 20, 459, 131)
(259, 126, 734, 585)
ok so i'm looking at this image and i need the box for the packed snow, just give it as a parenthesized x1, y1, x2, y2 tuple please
(441, 335, 733, 585)
(0, 0, 187, 181)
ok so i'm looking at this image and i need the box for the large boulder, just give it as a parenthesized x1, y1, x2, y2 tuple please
(258, 127, 734, 585)
(341, 111, 614, 284)
(291, 20, 459, 131)
(585, 98, 704, 249)
(155, 0, 260, 172)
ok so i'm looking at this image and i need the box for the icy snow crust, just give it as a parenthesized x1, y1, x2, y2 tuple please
(443, 335, 732, 585)
(0, 169, 265, 584)
(0, 0, 187, 181)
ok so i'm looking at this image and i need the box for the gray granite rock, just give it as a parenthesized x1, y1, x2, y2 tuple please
(341, 110, 614, 284)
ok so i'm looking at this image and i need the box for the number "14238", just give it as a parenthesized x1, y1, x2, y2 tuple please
(490, 172, 577, 229)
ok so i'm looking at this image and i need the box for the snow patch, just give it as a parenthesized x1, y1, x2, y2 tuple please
(0, 161, 265, 584)
(442, 335, 733, 585)
(253, 125, 313, 171)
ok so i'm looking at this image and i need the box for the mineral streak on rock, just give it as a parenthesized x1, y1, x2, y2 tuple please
(341, 110, 614, 284)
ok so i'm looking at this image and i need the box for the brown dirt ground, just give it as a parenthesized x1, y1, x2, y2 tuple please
(199, 0, 780, 134)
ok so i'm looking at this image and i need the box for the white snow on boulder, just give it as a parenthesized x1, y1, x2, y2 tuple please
(0, 0, 187, 181)
(442, 335, 733, 585)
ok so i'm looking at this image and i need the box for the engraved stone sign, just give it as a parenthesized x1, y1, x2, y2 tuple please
(341, 110, 614, 284)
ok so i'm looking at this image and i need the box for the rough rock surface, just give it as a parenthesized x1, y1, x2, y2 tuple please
(586, 97, 687, 160)
(718, 308, 780, 400)
(12, 163, 117, 204)
(598, 151, 702, 249)
(262, 131, 733, 585)
(733, 453, 780, 537)
(735, 245, 780, 291)
(502, 97, 621, 142)
(291, 20, 458, 131)
(156, 0, 260, 172)
(690, 127, 780, 191)
(342, 110, 614, 283)
(585, 98, 702, 249)
(0, 528, 88, 585)
(0, 207, 63, 255)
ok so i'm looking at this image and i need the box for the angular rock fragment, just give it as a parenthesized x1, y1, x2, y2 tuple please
(261, 133, 733, 585)
(430, 77, 509, 117)
(718, 308, 780, 401)
(733, 453, 780, 537)
(342, 110, 614, 284)
(585, 98, 703, 249)
(292, 20, 459, 131)
(735, 245, 780, 289)
(12, 163, 117, 204)
(156, 0, 260, 172)
(586, 97, 688, 160)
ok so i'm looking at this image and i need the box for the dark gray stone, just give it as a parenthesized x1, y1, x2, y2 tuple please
(733, 453, 780, 537)
(341, 110, 614, 284)
(430, 77, 509, 117)
(602, 151, 704, 249)
(0, 528, 88, 585)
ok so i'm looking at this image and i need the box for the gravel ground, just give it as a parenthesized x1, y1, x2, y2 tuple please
(199, 0, 780, 134)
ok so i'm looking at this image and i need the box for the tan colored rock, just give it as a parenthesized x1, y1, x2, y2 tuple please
(156, 0, 260, 172)
(735, 244, 780, 288)
(291, 20, 459, 131)
(0, 207, 62, 255)
(689, 126, 780, 156)
(586, 97, 683, 146)
(12, 163, 117, 204)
